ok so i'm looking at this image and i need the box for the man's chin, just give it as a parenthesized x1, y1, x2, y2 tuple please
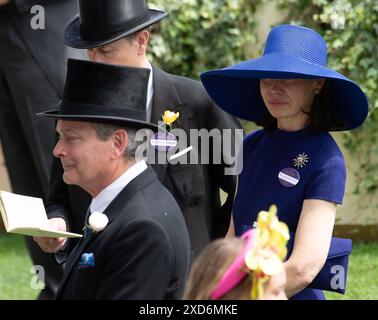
(62, 173, 77, 185)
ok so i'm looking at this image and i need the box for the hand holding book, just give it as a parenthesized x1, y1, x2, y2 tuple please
(0, 190, 82, 238)
(33, 217, 69, 253)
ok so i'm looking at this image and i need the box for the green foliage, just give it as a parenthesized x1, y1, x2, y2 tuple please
(275, 0, 378, 196)
(0, 233, 39, 299)
(148, 0, 262, 79)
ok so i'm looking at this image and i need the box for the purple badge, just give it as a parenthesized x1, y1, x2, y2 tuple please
(278, 167, 300, 188)
(150, 132, 177, 152)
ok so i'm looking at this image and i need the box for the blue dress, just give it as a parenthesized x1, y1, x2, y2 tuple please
(233, 126, 346, 300)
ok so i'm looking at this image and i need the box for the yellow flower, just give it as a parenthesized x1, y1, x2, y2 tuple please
(257, 204, 277, 228)
(258, 250, 284, 275)
(162, 111, 179, 126)
(250, 272, 269, 300)
(245, 248, 284, 276)
(269, 221, 290, 259)
(244, 205, 290, 299)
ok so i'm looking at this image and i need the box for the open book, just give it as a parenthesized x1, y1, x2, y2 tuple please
(0, 190, 82, 238)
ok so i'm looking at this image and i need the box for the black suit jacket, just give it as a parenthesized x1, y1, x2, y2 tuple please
(47, 66, 242, 259)
(55, 166, 190, 300)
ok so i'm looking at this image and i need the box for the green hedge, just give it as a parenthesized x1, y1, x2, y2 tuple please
(148, 0, 262, 79)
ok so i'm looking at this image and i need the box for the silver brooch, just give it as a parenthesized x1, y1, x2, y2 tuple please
(293, 153, 310, 169)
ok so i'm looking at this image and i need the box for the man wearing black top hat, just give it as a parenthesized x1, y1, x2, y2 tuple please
(36, 59, 190, 299)
(43, 0, 242, 264)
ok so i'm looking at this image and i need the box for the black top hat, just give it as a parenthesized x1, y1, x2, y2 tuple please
(37, 59, 158, 131)
(64, 0, 167, 49)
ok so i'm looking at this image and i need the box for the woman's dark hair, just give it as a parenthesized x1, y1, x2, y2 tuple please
(256, 80, 348, 132)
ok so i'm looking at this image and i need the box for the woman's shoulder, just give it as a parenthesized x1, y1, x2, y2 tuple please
(308, 132, 346, 174)
(243, 128, 266, 153)
(244, 128, 265, 143)
(314, 132, 345, 159)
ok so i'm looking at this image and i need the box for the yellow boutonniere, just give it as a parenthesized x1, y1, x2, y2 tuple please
(244, 205, 290, 299)
(162, 110, 180, 127)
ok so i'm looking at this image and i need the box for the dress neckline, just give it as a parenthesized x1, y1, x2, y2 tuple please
(271, 125, 313, 138)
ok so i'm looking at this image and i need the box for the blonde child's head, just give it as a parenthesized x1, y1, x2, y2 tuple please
(184, 205, 289, 300)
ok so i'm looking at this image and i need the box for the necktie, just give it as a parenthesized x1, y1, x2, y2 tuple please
(83, 207, 92, 238)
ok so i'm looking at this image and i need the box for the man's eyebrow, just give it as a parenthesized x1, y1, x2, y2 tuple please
(56, 128, 80, 134)
(100, 44, 113, 50)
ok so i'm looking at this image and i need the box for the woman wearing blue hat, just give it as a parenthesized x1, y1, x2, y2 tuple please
(201, 24, 368, 300)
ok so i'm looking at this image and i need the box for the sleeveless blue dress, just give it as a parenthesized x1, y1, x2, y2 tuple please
(233, 126, 346, 300)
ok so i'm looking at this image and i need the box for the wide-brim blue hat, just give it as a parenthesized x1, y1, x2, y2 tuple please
(201, 24, 368, 131)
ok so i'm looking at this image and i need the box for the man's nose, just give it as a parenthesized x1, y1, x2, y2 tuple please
(53, 139, 65, 158)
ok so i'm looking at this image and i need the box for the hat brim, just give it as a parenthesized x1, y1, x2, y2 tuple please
(64, 9, 167, 49)
(201, 53, 368, 131)
(37, 110, 160, 132)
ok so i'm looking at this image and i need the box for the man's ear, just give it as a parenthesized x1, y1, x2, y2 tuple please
(111, 129, 128, 159)
(136, 30, 149, 56)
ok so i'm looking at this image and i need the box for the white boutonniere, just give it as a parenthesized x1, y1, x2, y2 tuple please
(88, 211, 109, 233)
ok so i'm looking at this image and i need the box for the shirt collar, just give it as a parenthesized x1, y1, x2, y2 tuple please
(146, 60, 153, 111)
(90, 160, 148, 213)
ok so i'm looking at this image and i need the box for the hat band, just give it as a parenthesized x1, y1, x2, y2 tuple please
(80, 10, 151, 41)
(59, 101, 147, 122)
